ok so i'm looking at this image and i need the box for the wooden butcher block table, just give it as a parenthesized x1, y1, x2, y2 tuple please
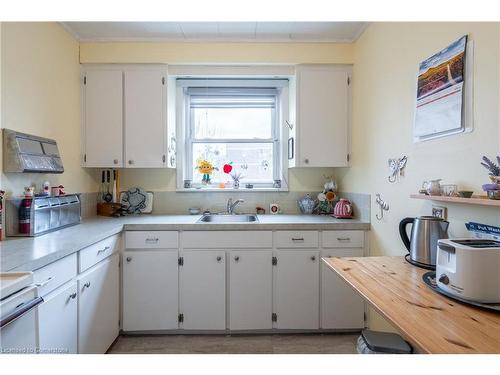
(322, 256, 500, 354)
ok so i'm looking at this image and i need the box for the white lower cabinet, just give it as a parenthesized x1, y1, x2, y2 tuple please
(229, 250, 272, 330)
(179, 250, 226, 330)
(321, 249, 365, 329)
(274, 250, 320, 329)
(78, 254, 119, 354)
(37, 282, 78, 354)
(122, 250, 179, 331)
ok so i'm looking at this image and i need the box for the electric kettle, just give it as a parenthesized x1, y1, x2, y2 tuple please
(399, 216, 449, 269)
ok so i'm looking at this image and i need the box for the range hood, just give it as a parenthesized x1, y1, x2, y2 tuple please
(2, 129, 64, 173)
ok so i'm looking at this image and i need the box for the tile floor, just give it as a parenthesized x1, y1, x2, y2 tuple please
(107, 333, 359, 354)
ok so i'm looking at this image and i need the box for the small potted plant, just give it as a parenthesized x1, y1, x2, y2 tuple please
(481, 155, 500, 199)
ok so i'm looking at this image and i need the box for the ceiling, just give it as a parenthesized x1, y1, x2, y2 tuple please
(61, 22, 368, 43)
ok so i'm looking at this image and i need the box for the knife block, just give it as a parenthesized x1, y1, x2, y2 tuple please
(97, 202, 122, 217)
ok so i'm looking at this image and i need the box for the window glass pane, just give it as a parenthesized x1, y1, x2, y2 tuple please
(192, 143, 274, 184)
(192, 107, 273, 139)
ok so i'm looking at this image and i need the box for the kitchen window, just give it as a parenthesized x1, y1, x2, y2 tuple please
(177, 79, 289, 190)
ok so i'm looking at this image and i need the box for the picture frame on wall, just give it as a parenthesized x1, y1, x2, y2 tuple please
(413, 35, 474, 142)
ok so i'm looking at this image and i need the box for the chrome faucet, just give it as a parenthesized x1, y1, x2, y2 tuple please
(227, 198, 244, 214)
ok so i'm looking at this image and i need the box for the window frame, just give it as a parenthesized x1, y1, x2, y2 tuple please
(176, 78, 289, 191)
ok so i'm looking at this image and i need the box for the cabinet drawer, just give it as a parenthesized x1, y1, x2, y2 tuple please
(182, 231, 272, 249)
(79, 235, 119, 273)
(34, 253, 77, 297)
(274, 231, 318, 248)
(322, 231, 364, 248)
(125, 231, 178, 249)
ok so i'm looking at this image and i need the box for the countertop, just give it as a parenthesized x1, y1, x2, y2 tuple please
(0, 214, 369, 272)
(322, 256, 500, 354)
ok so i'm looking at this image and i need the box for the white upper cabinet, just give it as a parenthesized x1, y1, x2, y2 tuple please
(290, 64, 351, 168)
(82, 70, 123, 167)
(82, 65, 172, 169)
(124, 70, 167, 168)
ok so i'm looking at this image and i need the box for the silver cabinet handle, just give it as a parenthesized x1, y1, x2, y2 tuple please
(82, 282, 91, 290)
(337, 237, 351, 241)
(304, 158, 309, 164)
(292, 238, 304, 242)
(36, 276, 55, 287)
(68, 292, 77, 301)
(145, 238, 159, 243)
(128, 160, 134, 165)
(234, 256, 240, 262)
(216, 256, 222, 262)
(97, 246, 110, 255)
(113, 159, 119, 165)
(311, 256, 316, 262)
(126, 256, 132, 263)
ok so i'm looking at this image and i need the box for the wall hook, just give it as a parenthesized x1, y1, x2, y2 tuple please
(375, 193, 389, 220)
(388, 156, 408, 183)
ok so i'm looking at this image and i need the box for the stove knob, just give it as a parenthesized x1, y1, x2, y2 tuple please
(438, 274, 449, 285)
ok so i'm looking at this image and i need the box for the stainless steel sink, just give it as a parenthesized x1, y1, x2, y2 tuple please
(197, 214, 259, 223)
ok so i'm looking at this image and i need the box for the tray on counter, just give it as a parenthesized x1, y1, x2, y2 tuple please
(422, 271, 500, 312)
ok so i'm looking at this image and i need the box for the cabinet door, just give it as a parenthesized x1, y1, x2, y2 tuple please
(124, 69, 167, 168)
(321, 249, 365, 329)
(83, 70, 123, 167)
(38, 282, 78, 354)
(296, 65, 350, 167)
(179, 250, 226, 330)
(78, 254, 119, 354)
(275, 250, 320, 329)
(229, 250, 272, 330)
(122, 250, 178, 331)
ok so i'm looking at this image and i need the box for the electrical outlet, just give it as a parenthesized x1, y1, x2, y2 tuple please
(432, 205, 447, 220)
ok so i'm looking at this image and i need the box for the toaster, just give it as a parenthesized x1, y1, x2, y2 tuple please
(436, 238, 500, 303)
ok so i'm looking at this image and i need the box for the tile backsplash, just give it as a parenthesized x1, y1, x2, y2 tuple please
(81, 191, 370, 221)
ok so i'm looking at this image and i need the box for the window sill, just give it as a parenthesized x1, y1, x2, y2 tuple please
(176, 187, 289, 193)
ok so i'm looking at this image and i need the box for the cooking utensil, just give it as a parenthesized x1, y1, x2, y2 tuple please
(100, 170, 106, 202)
(399, 216, 449, 269)
(104, 170, 113, 203)
(112, 170, 117, 203)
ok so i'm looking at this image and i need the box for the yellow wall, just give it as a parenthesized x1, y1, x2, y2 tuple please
(1, 22, 99, 196)
(341, 22, 500, 330)
(80, 41, 354, 64)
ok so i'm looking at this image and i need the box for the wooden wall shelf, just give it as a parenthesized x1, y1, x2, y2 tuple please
(410, 194, 500, 207)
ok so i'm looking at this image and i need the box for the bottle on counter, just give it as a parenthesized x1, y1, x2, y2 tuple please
(19, 197, 32, 234)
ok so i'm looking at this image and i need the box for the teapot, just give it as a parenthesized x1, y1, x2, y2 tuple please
(422, 179, 442, 196)
(298, 194, 315, 214)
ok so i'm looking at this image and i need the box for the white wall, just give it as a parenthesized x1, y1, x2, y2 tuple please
(343, 22, 500, 330)
(1, 22, 99, 196)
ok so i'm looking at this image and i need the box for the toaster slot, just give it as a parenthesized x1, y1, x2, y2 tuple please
(437, 243, 456, 271)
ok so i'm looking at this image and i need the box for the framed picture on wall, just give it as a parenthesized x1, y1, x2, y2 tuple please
(413, 35, 474, 142)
